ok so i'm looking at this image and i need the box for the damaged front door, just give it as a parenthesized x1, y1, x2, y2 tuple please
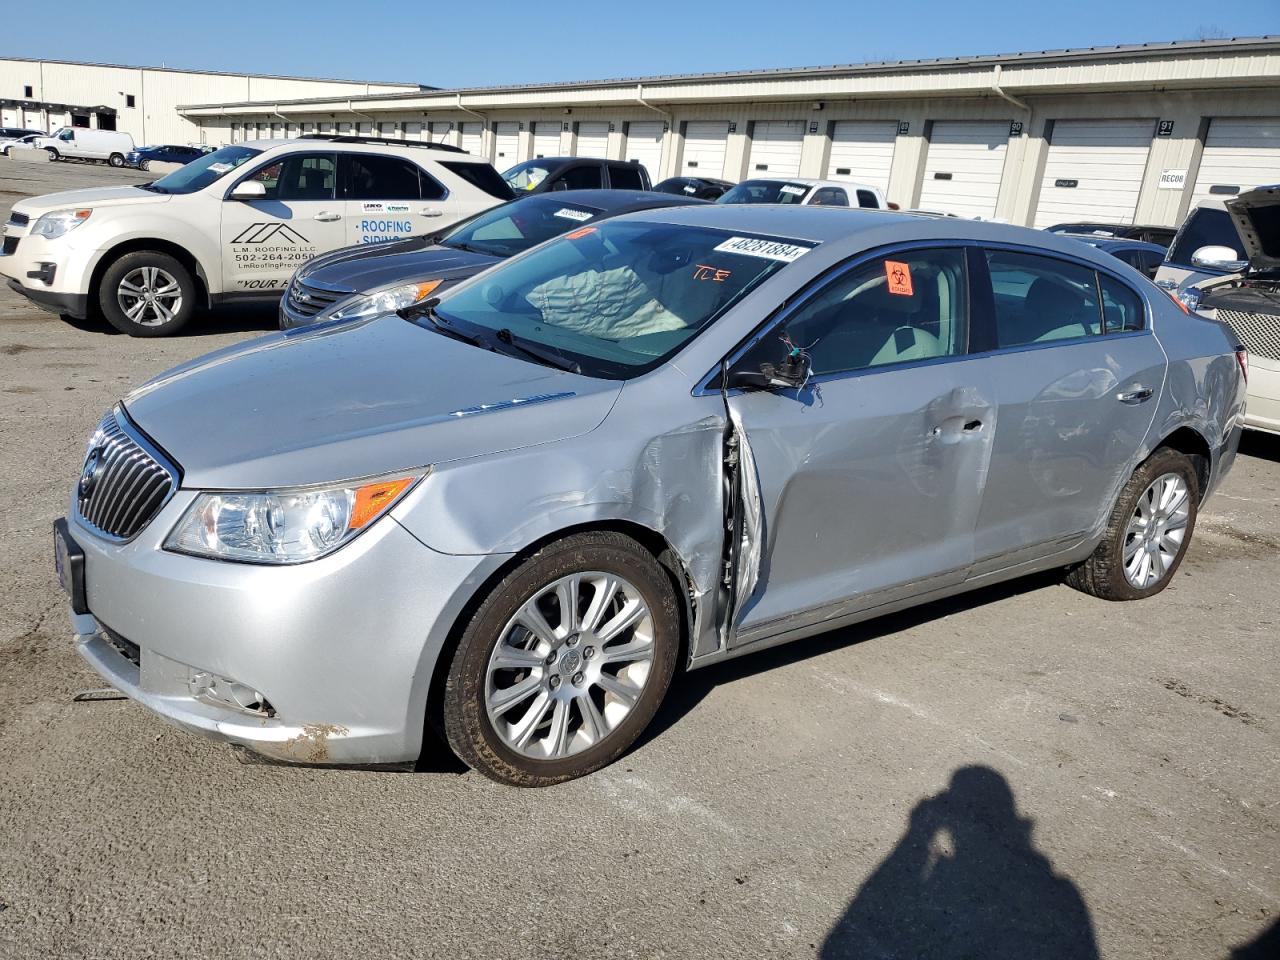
(722, 245, 994, 646)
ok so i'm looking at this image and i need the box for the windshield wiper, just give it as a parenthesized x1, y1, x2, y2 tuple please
(494, 328, 582, 374)
(400, 298, 488, 347)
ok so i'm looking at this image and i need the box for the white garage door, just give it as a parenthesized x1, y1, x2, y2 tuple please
(1032, 119, 1155, 228)
(748, 120, 805, 177)
(682, 121, 729, 178)
(625, 120, 664, 181)
(533, 122, 561, 158)
(826, 120, 898, 192)
(1191, 117, 1280, 204)
(918, 121, 1011, 219)
(576, 121, 609, 158)
(460, 122, 483, 156)
(494, 122, 520, 168)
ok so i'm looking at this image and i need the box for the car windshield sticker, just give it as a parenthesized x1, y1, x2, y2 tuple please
(885, 260, 914, 296)
(564, 226, 597, 240)
(713, 236, 814, 262)
(207, 162, 231, 174)
(554, 208, 593, 222)
(779, 184, 807, 196)
(692, 264, 732, 281)
(683, 184, 697, 193)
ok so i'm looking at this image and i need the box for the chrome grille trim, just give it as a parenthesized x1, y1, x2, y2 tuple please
(75, 407, 180, 542)
(1219, 309, 1280, 362)
(285, 276, 351, 319)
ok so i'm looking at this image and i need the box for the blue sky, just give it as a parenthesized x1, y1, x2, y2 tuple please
(7, 0, 1280, 88)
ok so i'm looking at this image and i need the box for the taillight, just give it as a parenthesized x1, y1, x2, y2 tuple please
(1236, 347, 1249, 383)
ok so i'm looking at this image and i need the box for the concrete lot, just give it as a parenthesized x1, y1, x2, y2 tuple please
(0, 156, 1277, 960)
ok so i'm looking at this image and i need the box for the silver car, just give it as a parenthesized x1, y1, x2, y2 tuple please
(55, 206, 1246, 785)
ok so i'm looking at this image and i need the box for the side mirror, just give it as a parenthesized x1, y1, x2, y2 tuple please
(1191, 244, 1248, 273)
(229, 180, 267, 201)
(726, 353, 812, 391)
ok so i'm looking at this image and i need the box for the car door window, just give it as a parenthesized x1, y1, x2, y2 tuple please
(344, 153, 423, 200)
(744, 247, 969, 377)
(554, 165, 603, 190)
(1099, 273, 1145, 332)
(247, 153, 336, 200)
(985, 250, 1102, 347)
(854, 189, 880, 209)
(1167, 208, 1240, 267)
(809, 187, 849, 207)
(608, 163, 645, 190)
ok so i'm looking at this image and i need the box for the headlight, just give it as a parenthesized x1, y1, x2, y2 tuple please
(1177, 286, 1203, 313)
(30, 208, 92, 240)
(164, 473, 423, 564)
(328, 280, 442, 322)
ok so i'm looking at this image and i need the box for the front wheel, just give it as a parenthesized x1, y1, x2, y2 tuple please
(98, 251, 197, 337)
(1066, 448, 1199, 600)
(108, 153, 125, 168)
(138, 159, 149, 172)
(44, 147, 59, 161)
(443, 532, 680, 786)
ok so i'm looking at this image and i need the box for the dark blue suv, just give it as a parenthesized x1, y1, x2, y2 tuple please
(125, 144, 209, 171)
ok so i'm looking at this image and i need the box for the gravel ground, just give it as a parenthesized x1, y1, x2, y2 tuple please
(0, 156, 1277, 960)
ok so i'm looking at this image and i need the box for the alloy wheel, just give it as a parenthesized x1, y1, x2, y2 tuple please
(1122, 472, 1191, 589)
(485, 571, 655, 760)
(116, 266, 183, 327)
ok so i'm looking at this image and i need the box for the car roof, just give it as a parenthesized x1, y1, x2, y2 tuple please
(242, 138, 491, 162)
(738, 176, 880, 192)
(521, 189, 704, 212)
(1058, 234, 1167, 252)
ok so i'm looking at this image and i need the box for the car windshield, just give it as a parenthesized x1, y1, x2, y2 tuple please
(143, 145, 261, 195)
(425, 220, 813, 379)
(504, 161, 556, 192)
(442, 195, 606, 258)
(718, 180, 811, 205)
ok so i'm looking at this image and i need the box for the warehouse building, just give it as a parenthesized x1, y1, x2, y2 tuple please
(0, 57, 422, 145)
(175, 35, 1280, 228)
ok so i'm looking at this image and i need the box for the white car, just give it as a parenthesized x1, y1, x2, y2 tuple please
(717, 177, 892, 210)
(1173, 185, 1280, 436)
(0, 133, 43, 156)
(0, 135, 513, 336)
(34, 128, 136, 167)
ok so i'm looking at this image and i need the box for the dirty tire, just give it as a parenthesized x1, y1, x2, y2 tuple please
(108, 153, 125, 168)
(44, 147, 59, 161)
(1066, 447, 1200, 601)
(98, 250, 196, 337)
(443, 531, 680, 787)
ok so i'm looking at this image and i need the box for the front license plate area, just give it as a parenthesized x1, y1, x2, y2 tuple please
(53, 518, 89, 615)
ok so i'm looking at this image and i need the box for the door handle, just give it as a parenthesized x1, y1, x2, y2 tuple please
(1117, 387, 1153, 404)
(930, 416, 986, 440)
(420, 208, 444, 217)
(1154, 279, 1177, 290)
(313, 212, 341, 222)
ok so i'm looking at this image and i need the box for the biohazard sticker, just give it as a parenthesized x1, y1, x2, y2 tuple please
(554, 208, 593, 221)
(885, 260, 913, 296)
(713, 236, 814, 262)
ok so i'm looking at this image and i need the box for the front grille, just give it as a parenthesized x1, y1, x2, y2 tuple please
(6, 211, 29, 227)
(1, 235, 17, 256)
(76, 408, 180, 541)
(286, 277, 349, 318)
(1220, 309, 1280, 362)
(100, 625, 141, 668)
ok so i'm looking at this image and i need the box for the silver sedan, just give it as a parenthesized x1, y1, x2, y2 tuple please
(55, 206, 1247, 785)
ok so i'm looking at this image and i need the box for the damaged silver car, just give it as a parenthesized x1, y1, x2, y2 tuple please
(55, 206, 1246, 785)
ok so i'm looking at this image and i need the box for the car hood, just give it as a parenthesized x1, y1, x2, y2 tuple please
(1225, 184, 1280, 276)
(122, 315, 621, 489)
(299, 237, 501, 294)
(12, 185, 168, 216)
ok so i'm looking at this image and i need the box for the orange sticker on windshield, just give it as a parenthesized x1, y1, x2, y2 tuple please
(565, 226, 597, 240)
(885, 260, 913, 296)
(692, 264, 732, 282)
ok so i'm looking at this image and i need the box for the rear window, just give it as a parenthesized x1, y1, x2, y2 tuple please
(609, 164, 645, 190)
(719, 180, 810, 205)
(442, 161, 516, 200)
(1168, 208, 1241, 266)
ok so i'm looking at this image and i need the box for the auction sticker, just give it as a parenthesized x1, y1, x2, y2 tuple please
(713, 236, 814, 262)
(779, 184, 807, 196)
(554, 208, 593, 222)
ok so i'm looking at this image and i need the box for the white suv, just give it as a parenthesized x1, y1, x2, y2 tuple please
(0, 136, 512, 336)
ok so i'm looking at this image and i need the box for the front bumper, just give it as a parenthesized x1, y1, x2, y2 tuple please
(6, 278, 89, 318)
(0, 221, 94, 319)
(64, 489, 507, 765)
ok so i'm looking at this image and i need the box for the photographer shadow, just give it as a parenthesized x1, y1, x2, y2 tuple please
(822, 766, 1099, 960)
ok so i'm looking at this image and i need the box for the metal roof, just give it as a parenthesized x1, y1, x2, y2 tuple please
(0, 55, 427, 90)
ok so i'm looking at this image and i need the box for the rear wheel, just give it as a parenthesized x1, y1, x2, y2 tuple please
(1066, 448, 1199, 600)
(108, 153, 125, 168)
(98, 251, 196, 337)
(44, 147, 59, 161)
(443, 532, 680, 786)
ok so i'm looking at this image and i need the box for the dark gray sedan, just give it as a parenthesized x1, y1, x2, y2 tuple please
(59, 205, 1246, 785)
(280, 190, 703, 329)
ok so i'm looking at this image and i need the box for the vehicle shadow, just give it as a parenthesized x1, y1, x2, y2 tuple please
(1238, 431, 1280, 464)
(638, 570, 1063, 752)
(57, 304, 281, 338)
(1231, 917, 1280, 958)
(819, 765, 1099, 959)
